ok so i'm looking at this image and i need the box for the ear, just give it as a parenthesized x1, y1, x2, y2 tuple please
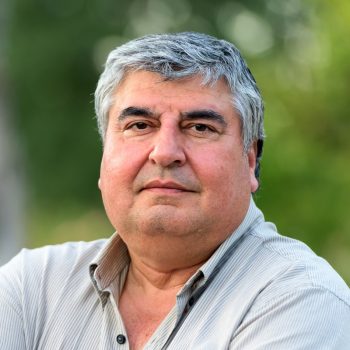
(247, 142, 259, 193)
(98, 178, 102, 190)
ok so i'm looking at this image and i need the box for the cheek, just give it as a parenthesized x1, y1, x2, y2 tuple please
(99, 159, 134, 228)
(100, 140, 146, 184)
(99, 138, 152, 208)
(195, 156, 228, 196)
(199, 151, 250, 199)
(100, 163, 134, 205)
(99, 154, 132, 210)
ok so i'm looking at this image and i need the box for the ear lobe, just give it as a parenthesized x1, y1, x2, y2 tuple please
(247, 143, 259, 193)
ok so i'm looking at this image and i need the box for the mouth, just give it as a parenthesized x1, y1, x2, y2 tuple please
(141, 180, 195, 193)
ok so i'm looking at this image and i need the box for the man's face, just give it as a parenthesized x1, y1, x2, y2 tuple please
(99, 71, 258, 265)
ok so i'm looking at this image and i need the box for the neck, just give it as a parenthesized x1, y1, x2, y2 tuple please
(119, 252, 205, 350)
(126, 252, 205, 292)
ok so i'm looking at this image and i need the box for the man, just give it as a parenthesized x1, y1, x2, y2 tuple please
(1, 32, 349, 349)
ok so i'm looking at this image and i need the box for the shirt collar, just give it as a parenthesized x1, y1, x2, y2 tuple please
(89, 232, 130, 302)
(89, 197, 263, 302)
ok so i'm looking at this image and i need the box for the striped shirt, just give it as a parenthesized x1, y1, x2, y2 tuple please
(1, 199, 349, 349)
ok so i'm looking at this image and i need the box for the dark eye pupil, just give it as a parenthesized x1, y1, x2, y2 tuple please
(136, 122, 147, 129)
(195, 124, 207, 131)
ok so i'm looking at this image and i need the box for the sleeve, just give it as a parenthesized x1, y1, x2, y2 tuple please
(230, 286, 350, 350)
(0, 252, 27, 349)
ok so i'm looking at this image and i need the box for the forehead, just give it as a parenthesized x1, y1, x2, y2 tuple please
(112, 71, 234, 113)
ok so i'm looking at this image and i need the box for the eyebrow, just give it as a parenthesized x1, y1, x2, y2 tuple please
(118, 106, 227, 126)
(118, 106, 154, 121)
(183, 110, 227, 126)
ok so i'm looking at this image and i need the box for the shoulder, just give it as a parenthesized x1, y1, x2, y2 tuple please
(3, 239, 107, 269)
(227, 222, 350, 348)
(20, 239, 108, 267)
(246, 220, 350, 307)
(0, 239, 108, 296)
(0, 240, 109, 349)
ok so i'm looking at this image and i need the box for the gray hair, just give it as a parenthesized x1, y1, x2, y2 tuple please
(94, 32, 265, 178)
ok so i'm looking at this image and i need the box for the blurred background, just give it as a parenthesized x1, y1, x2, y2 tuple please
(0, 0, 349, 283)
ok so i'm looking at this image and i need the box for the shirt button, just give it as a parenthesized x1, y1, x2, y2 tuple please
(116, 334, 126, 344)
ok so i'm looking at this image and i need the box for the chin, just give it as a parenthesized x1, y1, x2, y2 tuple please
(139, 208, 184, 235)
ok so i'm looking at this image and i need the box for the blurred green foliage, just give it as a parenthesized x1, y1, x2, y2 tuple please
(4, 0, 350, 282)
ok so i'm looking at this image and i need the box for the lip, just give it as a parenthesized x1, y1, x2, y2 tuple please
(142, 180, 194, 193)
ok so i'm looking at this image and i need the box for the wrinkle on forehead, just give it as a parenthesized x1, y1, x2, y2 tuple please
(111, 71, 234, 118)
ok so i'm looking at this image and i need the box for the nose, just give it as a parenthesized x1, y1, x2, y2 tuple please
(149, 125, 186, 168)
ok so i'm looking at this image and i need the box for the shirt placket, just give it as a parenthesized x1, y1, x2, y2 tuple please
(99, 293, 130, 350)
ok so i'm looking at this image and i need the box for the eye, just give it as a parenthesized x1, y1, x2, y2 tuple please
(189, 123, 217, 134)
(192, 124, 213, 132)
(128, 122, 149, 130)
(184, 122, 221, 140)
(123, 120, 156, 137)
